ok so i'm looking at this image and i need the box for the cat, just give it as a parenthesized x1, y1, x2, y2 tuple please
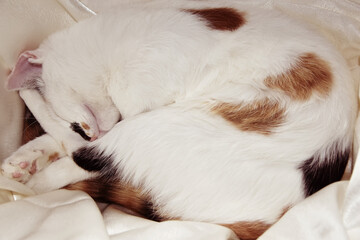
(1, 0, 357, 239)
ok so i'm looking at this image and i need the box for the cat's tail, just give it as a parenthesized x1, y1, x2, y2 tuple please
(64, 178, 277, 240)
(221, 221, 271, 240)
(64, 178, 161, 220)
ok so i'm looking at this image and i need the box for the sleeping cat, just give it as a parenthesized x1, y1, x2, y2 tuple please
(1, 0, 357, 239)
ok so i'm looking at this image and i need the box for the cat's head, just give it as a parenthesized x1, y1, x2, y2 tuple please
(6, 50, 120, 141)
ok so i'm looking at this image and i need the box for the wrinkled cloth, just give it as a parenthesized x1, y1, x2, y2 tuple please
(0, 0, 359, 239)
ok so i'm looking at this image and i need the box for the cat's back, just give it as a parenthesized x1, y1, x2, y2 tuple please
(43, 0, 356, 130)
(96, 1, 350, 83)
(81, 1, 356, 143)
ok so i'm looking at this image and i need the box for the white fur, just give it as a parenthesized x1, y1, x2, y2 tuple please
(2, 0, 357, 225)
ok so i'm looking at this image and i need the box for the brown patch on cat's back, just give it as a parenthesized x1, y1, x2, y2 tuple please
(212, 99, 285, 135)
(185, 7, 246, 31)
(222, 205, 293, 238)
(264, 53, 333, 101)
(222, 221, 271, 240)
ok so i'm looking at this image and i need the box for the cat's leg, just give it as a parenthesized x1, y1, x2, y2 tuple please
(11, 89, 94, 192)
(1, 89, 91, 191)
(1, 133, 94, 192)
(19, 89, 87, 155)
(26, 155, 94, 193)
(1, 134, 65, 183)
(1, 132, 94, 193)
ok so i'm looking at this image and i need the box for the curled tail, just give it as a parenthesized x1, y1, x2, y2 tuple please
(65, 178, 276, 240)
(64, 178, 161, 221)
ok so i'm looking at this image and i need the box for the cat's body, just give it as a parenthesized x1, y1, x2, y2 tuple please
(2, 1, 357, 239)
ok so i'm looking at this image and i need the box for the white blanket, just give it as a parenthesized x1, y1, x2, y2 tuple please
(0, 0, 359, 239)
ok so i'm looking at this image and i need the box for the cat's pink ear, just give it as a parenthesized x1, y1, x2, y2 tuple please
(6, 51, 43, 91)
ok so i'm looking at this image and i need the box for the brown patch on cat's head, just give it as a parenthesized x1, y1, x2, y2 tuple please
(212, 99, 285, 135)
(185, 8, 246, 31)
(81, 122, 90, 130)
(222, 221, 271, 240)
(264, 53, 333, 101)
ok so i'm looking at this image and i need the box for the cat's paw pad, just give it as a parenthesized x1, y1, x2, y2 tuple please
(1, 148, 59, 183)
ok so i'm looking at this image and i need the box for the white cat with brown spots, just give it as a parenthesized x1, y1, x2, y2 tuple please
(1, 1, 357, 239)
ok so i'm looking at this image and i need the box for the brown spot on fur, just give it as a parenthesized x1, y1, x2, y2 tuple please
(64, 178, 161, 221)
(222, 221, 271, 240)
(212, 99, 285, 135)
(222, 205, 292, 238)
(185, 8, 246, 31)
(264, 53, 333, 100)
(81, 122, 90, 130)
(48, 152, 59, 162)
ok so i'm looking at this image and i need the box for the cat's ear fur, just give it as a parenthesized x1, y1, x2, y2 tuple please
(6, 50, 43, 91)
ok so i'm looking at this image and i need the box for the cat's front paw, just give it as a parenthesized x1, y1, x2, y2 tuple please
(1, 149, 41, 182)
(1, 135, 64, 183)
(1, 147, 61, 183)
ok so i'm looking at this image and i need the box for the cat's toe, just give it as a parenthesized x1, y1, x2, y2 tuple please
(1, 147, 59, 184)
(1, 150, 42, 183)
